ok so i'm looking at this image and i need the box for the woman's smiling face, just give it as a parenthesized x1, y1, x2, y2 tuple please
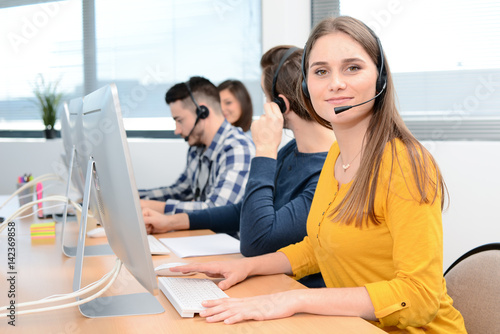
(219, 88, 242, 125)
(307, 31, 379, 126)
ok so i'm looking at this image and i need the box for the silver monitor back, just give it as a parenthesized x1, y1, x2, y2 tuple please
(60, 97, 113, 258)
(80, 83, 158, 296)
(60, 98, 85, 196)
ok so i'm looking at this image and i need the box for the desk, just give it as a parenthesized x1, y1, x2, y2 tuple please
(0, 213, 385, 333)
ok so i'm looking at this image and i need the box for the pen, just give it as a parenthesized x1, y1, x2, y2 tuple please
(36, 182, 43, 219)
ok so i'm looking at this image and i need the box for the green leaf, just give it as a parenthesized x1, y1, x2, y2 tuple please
(30, 74, 65, 127)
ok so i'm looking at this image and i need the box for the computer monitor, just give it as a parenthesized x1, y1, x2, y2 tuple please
(60, 98, 85, 197)
(73, 83, 163, 317)
(59, 97, 113, 258)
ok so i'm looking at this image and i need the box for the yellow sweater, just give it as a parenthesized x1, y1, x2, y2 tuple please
(279, 140, 466, 333)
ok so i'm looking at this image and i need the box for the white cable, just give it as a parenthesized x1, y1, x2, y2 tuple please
(2, 195, 69, 223)
(0, 196, 81, 233)
(6, 258, 120, 309)
(17, 203, 68, 220)
(16, 182, 60, 203)
(0, 259, 122, 317)
(0, 173, 63, 209)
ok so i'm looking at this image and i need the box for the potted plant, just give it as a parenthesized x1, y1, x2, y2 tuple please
(32, 74, 64, 139)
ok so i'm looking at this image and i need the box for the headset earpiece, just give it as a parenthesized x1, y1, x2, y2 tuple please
(197, 105, 209, 119)
(183, 81, 209, 142)
(272, 47, 299, 113)
(185, 81, 210, 119)
(374, 36, 387, 93)
(300, 46, 310, 99)
(273, 96, 286, 113)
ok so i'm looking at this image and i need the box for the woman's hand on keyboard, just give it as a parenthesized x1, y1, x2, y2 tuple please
(169, 258, 253, 290)
(199, 290, 298, 324)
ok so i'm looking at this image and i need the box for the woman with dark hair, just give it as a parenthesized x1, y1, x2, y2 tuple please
(218, 79, 253, 132)
(171, 16, 466, 333)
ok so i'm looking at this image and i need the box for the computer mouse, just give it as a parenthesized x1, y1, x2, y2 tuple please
(87, 227, 106, 238)
(154, 262, 194, 276)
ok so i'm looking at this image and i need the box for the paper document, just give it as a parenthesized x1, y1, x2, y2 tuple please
(159, 233, 240, 258)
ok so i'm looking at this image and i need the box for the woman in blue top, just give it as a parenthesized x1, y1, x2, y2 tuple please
(142, 46, 335, 286)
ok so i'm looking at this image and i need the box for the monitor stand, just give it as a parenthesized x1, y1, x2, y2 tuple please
(61, 146, 113, 257)
(72, 158, 164, 318)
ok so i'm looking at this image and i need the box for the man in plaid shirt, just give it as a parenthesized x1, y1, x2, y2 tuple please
(139, 76, 255, 215)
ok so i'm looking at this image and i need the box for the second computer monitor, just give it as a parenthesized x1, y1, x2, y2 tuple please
(73, 83, 162, 317)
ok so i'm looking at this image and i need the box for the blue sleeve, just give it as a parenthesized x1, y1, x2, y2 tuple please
(239, 157, 317, 257)
(187, 202, 242, 234)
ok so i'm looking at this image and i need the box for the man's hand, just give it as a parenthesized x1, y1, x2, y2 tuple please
(140, 199, 166, 213)
(142, 207, 171, 234)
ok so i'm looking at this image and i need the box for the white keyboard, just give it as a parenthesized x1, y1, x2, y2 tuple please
(147, 235, 171, 255)
(158, 277, 229, 317)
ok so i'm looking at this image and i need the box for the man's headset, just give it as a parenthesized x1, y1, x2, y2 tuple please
(272, 47, 299, 113)
(184, 81, 209, 142)
(300, 25, 387, 114)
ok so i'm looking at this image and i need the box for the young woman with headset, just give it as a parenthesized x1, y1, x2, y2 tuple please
(170, 16, 466, 332)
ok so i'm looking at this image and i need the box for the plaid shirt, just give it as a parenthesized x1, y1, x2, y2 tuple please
(139, 120, 255, 214)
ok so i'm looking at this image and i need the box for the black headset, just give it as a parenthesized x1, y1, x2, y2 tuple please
(272, 47, 299, 113)
(301, 25, 387, 100)
(183, 81, 209, 142)
(185, 81, 209, 120)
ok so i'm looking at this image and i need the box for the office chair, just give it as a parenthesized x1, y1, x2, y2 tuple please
(444, 243, 500, 334)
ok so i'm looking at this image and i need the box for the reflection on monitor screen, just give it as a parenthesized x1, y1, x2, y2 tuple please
(72, 83, 163, 317)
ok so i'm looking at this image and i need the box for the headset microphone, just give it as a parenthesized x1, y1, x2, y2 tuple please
(184, 116, 201, 142)
(334, 82, 386, 114)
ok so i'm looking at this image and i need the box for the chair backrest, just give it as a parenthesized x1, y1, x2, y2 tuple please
(444, 243, 500, 334)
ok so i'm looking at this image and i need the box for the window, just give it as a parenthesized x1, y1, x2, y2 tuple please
(0, 0, 262, 134)
(318, 0, 500, 140)
(0, 0, 83, 129)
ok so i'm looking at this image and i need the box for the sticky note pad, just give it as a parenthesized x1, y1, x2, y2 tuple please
(31, 222, 56, 239)
(30, 222, 56, 229)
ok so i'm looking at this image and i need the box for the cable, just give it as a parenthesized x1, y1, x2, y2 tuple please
(16, 203, 70, 220)
(0, 173, 63, 209)
(16, 182, 60, 203)
(5, 258, 120, 310)
(0, 195, 81, 233)
(0, 259, 122, 317)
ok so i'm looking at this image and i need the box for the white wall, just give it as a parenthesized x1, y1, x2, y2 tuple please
(422, 141, 500, 270)
(0, 138, 187, 195)
(261, 0, 311, 52)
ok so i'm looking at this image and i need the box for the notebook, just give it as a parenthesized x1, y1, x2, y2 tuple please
(159, 233, 240, 258)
